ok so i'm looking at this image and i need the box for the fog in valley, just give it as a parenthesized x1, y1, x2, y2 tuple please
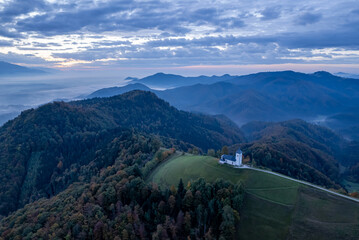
(0, 71, 128, 125)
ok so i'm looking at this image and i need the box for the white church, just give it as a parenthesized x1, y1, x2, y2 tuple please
(219, 148, 242, 167)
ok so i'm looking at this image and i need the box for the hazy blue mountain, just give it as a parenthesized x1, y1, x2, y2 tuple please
(129, 72, 236, 88)
(335, 72, 359, 79)
(87, 71, 359, 139)
(0, 112, 20, 126)
(0, 105, 29, 126)
(161, 71, 359, 123)
(86, 83, 151, 98)
(31, 67, 60, 73)
(0, 61, 47, 76)
(320, 111, 359, 140)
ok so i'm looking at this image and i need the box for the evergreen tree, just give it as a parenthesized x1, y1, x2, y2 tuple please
(178, 178, 185, 198)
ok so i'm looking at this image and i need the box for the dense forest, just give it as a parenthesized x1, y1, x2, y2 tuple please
(73, 90, 245, 151)
(0, 135, 243, 240)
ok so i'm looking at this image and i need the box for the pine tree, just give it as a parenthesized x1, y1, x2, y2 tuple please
(178, 178, 185, 198)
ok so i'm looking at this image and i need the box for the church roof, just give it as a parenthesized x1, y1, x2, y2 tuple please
(222, 154, 236, 161)
(236, 148, 242, 154)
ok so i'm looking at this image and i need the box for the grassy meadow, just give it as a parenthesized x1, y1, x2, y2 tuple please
(147, 154, 359, 240)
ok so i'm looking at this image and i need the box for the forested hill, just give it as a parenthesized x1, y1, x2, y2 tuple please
(238, 119, 347, 189)
(0, 90, 244, 217)
(73, 90, 245, 150)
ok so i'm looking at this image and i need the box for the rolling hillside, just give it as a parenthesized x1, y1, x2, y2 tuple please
(147, 154, 359, 240)
(0, 90, 245, 217)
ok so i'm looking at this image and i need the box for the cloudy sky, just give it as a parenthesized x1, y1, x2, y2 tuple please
(0, 0, 358, 74)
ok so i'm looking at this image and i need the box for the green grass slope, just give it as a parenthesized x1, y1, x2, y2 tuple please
(147, 154, 359, 240)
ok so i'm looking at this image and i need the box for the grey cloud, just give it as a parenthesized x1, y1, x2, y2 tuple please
(53, 47, 125, 61)
(6, 1, 247, 37)
(190, 8, 218, 22)
(216, 18, 246, 31)
(279, 29, 359, 48)
(0, 0, 49, 22)
(0, 52, 52, 64)
(0, 40, 13, 46)
(0, 0, 357, 68)
(146, 26, 359, 53)
(15, 3, 128, 34)
(0, 26, 23, 38)
(260, 7, 281, 21)
(295, 12, 322, 25)
(51, 36, 285, 65)
(92, 40, 131, 47)
(31, 42, 62, 47)
(50, 33, 357, 68)
(13, 1, 186, 36)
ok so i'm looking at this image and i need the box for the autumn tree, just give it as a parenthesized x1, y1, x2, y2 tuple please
(221, 146, 229, 155)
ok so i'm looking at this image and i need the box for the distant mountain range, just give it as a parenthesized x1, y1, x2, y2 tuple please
(0, 61, 47, 76)
(335, 72, 359, 79)
(128, 72, 236, 88)
(87, 83, 152, 98)
(86, 71, 359, 140)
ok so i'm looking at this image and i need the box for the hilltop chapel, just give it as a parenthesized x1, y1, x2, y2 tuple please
(219, 148, 242, 167)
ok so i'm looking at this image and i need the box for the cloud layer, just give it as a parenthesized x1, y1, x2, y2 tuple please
(0, 0, 358, 70)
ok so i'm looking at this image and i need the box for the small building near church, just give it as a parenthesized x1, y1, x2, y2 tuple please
(219, 148, 242, 166)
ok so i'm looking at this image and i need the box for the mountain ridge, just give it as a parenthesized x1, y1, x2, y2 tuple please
(0, 61, 47, 76)
(88, 70, 359, 122)
(129, 72, 237, 88)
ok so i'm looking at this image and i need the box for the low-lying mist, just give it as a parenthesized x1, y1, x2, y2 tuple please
(0, 71, 129, 125)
